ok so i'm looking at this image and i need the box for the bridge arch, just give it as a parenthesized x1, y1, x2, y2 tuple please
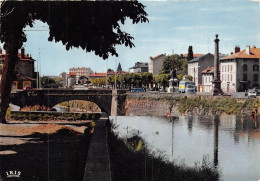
(10, 89, 113, 115)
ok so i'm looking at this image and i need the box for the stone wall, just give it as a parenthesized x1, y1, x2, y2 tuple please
(124, 98, 180, 117)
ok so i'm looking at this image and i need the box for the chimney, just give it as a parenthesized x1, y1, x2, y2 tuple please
(252, 45, 256, 48)
(21, 47, 25, 58)
(246, 45, 250, 55)
(234, 46, 240, 53)
(230, 52, 233, 55)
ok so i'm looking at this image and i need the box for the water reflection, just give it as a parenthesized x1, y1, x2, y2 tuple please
(110, 115, 260, 181)
(213, 115, 219, 167)
(187, 116, 193, 134)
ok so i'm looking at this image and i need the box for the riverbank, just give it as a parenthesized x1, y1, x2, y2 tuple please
(0, 123, 93, 180)
(124, 95, 259, 116)
(107, 122, 220, 180)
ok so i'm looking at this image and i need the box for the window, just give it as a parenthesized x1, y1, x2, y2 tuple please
(243, 74, 247, 81)
(253, 65, 259, 71)
(243, 64, 247, 71)
(253, 74, 258, 81)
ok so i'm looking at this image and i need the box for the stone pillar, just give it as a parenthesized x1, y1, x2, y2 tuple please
(212, 34, 223, 96)
(214, 35, 219, 81)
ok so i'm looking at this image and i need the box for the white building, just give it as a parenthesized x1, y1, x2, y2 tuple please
(220, 46, 260, 93)
(148, 54, 166, 75)
(129, 62, 148, 73)
(201, 67, 214, 92)
(69, 67, 94, 84)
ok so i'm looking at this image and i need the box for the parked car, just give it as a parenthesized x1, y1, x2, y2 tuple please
(131, 88, 144, 93)
(179, 81, 195, 93)
(247, 89, 257, 98)
(185, 84, 196, 94)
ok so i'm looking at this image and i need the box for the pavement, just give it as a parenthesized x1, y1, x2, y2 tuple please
(83, 113, 111, 181)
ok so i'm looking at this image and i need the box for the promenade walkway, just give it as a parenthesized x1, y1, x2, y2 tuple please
(83, 113, 111, 181)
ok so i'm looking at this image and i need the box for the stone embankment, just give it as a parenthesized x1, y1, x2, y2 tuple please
(123, 93, 259, 116)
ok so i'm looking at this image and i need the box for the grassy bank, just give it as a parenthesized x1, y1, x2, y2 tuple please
(174, 97, 259, 115)
(107, 123, 220, 181)
(126, 95, 259, 115)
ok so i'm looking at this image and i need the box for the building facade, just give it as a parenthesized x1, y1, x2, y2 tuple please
(220, 46, 260, 93)
(201, 67, 214, 92)
(129, 62, 148, 73)
(69, 67, 94, 84)
(0, 47, 38, 89)
(187, 53, 214, 91)
(59, 72, 67, 87)
(148, 54, 166, 75)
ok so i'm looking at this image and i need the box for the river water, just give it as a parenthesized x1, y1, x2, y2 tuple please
(109, 115, 260, 181)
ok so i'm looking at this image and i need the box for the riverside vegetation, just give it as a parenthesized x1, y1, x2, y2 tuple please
(107, 122, 220, 181)
(127, 96, 259, 116)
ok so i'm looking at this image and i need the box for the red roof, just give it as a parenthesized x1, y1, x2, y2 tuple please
(69, 72, 76, 76)
(183, 53, 203, 58)
(89, 73, 107, 77)
(201, 67, 214, 74)
(221, 47, 260, 60)
(150, 54, 165, 60)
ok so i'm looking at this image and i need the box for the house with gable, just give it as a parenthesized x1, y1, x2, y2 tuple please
(187, 53, 214, 91)
(129, 62, 148, 73)
(148, 54, 166, 75)
(0, 47, 38, 89)
(220, 45, 260, 92)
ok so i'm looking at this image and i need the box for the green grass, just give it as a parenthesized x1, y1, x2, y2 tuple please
(177, 97, 259, 115)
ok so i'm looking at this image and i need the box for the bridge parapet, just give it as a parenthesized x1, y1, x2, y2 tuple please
(10, 89, 127, 116)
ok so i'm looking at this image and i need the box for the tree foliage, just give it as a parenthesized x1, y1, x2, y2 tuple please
(0, 1, 148, 123)
(1, 1, 148, 59)
(187, 46, 194, 61)
(41, 76, 57, 88)
(160, 54, 187, 76)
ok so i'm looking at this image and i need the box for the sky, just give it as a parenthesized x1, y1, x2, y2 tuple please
(2, 0, 260, 76)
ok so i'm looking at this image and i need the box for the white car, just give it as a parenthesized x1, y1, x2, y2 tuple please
(248, 90, 257, 98)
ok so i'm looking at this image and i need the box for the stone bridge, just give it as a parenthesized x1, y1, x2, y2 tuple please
(10, 89, 127, 116)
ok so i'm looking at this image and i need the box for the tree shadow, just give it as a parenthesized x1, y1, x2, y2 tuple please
(0, 128, 91, 181)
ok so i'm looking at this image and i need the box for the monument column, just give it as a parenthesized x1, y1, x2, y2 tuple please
(212, 34, 223, 95)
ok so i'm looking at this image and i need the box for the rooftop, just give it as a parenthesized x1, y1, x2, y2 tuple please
(221, 46, 260, 60)
(183, 53, 203, 58)
(150, 54, 166, 61)
(201, 66, 214, 74)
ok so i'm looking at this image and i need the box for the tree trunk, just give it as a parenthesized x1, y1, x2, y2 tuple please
(0, 40, 18, 123)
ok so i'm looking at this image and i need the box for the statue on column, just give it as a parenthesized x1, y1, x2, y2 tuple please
(170, 68, 176, 80)
(168, 67, 178, 93)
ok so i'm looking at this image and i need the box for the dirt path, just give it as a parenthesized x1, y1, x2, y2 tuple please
(0, 122, 92, 180)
